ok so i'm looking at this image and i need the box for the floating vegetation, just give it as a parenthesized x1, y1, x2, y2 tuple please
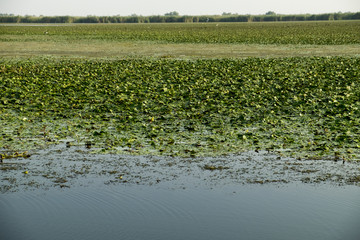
(1, 57, 360, 160)
(1, 145, 359, 193)
(1, 151, 31, 162)
(203, 164, 229, 171)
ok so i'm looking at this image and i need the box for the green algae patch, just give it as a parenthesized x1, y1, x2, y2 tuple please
(1, 57, 360, 160)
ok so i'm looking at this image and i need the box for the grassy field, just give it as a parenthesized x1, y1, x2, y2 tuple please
(1, 21, 360, 44)
(1, 21, 360, 161)
(1, 21, 360, 58)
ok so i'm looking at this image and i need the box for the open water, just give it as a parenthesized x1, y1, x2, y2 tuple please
(1, 183, 360, 240)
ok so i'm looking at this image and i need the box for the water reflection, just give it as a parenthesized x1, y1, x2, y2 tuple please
(1, 184, 360, 240)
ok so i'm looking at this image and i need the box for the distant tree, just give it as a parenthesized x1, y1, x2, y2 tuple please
(0, 11, 359, 24)
(180, 16, 194, 23)
(265, 11, 276, 15)
(165, 11, 179, 16)
(317, 13, 332, 21)
(149, 15, 166, 23)
(263, 15, 279, 21)
(353, 12, 360, 19)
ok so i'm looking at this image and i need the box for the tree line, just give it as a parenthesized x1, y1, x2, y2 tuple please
(0, 12, 359, 24)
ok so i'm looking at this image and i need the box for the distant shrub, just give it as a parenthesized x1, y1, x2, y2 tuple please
(0, 12, 359, 24)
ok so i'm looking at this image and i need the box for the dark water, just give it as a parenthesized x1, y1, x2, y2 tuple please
(1, 183, 360, 240)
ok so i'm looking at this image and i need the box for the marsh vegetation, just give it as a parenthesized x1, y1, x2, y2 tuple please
(1, 21, 360, 190)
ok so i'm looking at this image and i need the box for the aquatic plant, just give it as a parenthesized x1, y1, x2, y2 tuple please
(1, 57, 360, 159)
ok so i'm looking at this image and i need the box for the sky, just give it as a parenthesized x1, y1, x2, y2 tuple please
(1, 0, 359, 16)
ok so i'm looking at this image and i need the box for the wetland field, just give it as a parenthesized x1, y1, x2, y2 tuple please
(1, 20, 360, 240)
(1, 21, 360, 190)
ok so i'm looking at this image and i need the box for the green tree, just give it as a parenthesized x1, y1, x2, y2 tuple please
(165, 11, 179, 16)
(266, 11, 276, 15)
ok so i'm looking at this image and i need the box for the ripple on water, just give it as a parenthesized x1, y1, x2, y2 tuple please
(1, 184, 360, 240)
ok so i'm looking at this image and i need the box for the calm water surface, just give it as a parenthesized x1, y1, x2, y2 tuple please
(1, 183, 359, 240)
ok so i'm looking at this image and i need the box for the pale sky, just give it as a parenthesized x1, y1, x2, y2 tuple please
(1, 0, 359, 16)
